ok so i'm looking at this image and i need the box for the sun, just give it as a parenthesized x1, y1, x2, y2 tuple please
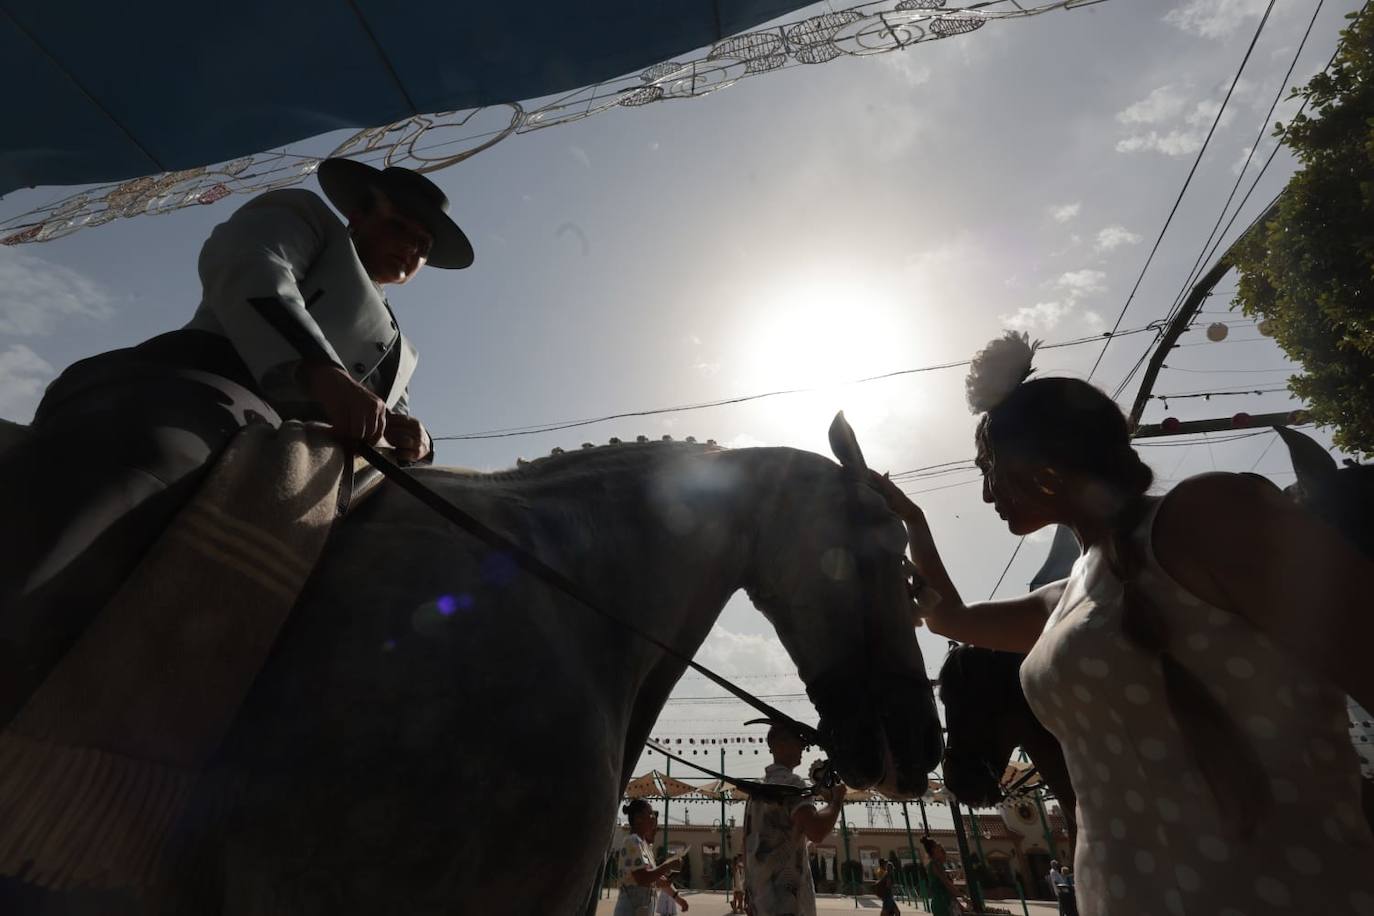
(725, 275, 925, 443)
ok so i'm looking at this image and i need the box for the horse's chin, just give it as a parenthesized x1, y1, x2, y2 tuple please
(812, 672, 942, 797)
(941, 770, 1004, 809)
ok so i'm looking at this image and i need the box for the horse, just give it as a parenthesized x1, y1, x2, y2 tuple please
(936, 643, 1076, 835)
(935, 424, 1374, 843)
(0, 413, 943, 914)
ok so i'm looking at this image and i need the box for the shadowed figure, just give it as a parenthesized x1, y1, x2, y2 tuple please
(0, 413, 942, 915)
(935, 425, 1374, 845)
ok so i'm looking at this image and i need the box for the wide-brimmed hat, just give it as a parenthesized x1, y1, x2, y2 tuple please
(317, 158, 474, 269)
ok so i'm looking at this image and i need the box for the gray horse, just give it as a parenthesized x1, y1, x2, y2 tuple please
(0, 414, 942, 914)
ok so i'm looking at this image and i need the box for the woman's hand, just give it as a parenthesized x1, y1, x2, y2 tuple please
(866, 469, 920, 520)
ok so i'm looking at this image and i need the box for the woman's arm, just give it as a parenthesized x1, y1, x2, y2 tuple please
(1155, 472, 1374, 711)
(869, 471, 1064, 653)
(631, 858, 681, 887)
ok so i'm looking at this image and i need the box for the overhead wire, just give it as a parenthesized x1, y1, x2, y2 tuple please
(1087, 0, 1278, 382)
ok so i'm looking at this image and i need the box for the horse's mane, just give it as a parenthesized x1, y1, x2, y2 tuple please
(481, 436, 726, 483)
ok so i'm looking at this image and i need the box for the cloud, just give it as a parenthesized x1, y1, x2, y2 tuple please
(693, 625, 796, 677)
(568, 145, 591, 169)
(1094, 225, 1143, 252)
(1115, 130, 1204, 157)
(1057, 269, 1108, 300)
(0, 344, 54, 421)
(881, 52, 933, 89)
(1049, 202, 1081, 223)
(1082, 310, 1105, 331)
(1116, 86, 1187, 125)
(1164, 0, 1271, 39)
(1002, 301, 1072, 331)
(725, 433, 768, 449)
(0, 248, 112, 337)
(1114, 85, 1234, 157)
(693, 360, 721, 376)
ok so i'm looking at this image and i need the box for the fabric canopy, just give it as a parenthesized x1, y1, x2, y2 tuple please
(0, 0, 818, 195)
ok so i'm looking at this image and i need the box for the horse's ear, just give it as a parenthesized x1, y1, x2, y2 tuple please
(828, 411, 868, 475)
(1275, 425, 1337, 491)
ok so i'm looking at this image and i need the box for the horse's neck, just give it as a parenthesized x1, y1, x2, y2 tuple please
(408, 446, 770, 691)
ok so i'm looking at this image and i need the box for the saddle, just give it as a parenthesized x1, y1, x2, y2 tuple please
(0, 406, 381, 892)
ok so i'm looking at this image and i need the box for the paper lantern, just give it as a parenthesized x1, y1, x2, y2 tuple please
(1232, 412, 1252, 428)
(1206, 322, 1229, 342)
(1161, 417, 1181, 434)
(1257, 318, 1274, 337)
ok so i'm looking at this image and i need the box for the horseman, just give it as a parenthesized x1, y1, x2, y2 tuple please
(0, 159, 473, 716)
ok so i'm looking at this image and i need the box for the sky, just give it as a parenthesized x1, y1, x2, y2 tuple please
(0, 0, 1364, 830)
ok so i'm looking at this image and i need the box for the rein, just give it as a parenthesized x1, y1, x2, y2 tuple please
(357, 443, 824, 746)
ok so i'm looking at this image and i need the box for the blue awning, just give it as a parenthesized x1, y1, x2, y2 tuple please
(0, 1, 817, 195)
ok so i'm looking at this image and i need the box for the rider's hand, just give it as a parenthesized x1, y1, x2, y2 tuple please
(297, 361, 387, 446)
(825, 782, 848, 806)
(385, 412, 433, 463)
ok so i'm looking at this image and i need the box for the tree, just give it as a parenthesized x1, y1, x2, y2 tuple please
(1231, 5, 1374, 456)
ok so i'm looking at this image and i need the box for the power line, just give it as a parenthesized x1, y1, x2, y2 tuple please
(433, 324, 1161, 442)
(1162, 0, 1325, 326)
(1087, 0, 1278, 381)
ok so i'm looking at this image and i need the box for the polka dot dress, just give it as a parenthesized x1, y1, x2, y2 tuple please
(1020, 496, 1374, 916)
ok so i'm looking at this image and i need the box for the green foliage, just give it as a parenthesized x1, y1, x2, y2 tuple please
(1231, 6, 1374, 456)
(840, 859, 864, 888)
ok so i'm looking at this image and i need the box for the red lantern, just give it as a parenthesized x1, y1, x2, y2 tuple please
(1161, 417, 1181, 434)
(1232, 412, 1252, 428)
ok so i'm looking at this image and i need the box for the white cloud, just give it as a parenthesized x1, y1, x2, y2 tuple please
(0, 248, 112, 337)
(881, 52, 933, 88)
(1115, 130, 1204, 156)
(1082, 310, 1105, 330)
(693, 360, 721, 376)
(1057, 269, 1108, 299)
(1002, 301, 1073, 331)
(1049, 202, 1081, 223)
(569, 145, 592, 169)
(1165, 0, 1271, 39)
(693, 625, 796, 677)
(0, 344, 54, 421)
(1116, 86, 1187, 125)
(1095, 225, 1143, 252)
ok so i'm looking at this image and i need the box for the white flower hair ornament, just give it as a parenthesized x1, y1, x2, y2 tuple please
(965, 331, 1040, 414)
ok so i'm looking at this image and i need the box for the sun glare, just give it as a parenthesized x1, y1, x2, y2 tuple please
(727, 277, 924, 445)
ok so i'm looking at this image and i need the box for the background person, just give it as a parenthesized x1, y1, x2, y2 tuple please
(919, 837, 964, 916)
(742, 721, 846, 916)
(616, 799, 682, 916)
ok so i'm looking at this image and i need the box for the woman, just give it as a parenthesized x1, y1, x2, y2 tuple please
(730, 853, 746, 914)
(616, 799, 685, 916)
(873, 857, 900, 916)
(872, 332, 1374, 916)
(919, 838, 963, 916)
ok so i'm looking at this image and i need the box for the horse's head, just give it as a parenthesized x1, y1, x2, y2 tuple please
(1277, 425, 1374, 559)
(938, 643, 1040, 808)
(740, 413, 941, 797)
